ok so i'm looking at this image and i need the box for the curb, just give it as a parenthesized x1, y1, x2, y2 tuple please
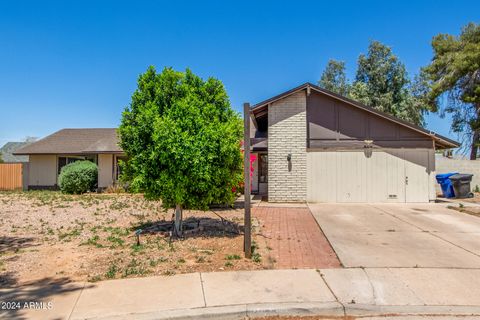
(344, 304, 480, 317)
(71, 302, 480, 320)
(74, 302, 344, 320)
(84, 305, 247, 320)
(247, 302, 345, 318)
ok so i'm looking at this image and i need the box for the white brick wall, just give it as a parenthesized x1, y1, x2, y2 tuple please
(268, 91, 307, 202)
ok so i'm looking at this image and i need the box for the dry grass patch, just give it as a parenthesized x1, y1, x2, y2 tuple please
(0, 191, 271, 285)
(447, 203, 480, 217)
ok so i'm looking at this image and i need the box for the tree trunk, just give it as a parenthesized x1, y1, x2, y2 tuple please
(174, 204, 183, 236)
(470, 131, 479, 160)
(471, 104, 480, 160)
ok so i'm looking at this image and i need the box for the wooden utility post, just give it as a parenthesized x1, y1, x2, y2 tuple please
(243, 102, 252, 258)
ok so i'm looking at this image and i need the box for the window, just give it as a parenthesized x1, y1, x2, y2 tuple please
(57, 157, 67, 174)
(57, 156, 96, 175)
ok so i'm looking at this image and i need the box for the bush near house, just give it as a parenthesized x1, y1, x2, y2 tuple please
(58, 161, 98, 194)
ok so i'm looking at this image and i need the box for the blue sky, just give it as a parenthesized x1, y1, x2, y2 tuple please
(0, 0, 478, 146)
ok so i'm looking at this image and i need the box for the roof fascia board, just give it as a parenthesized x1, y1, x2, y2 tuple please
(251, 84, 308, 111)
(13, 151, 125, 156)
(251, 83, 459, 148)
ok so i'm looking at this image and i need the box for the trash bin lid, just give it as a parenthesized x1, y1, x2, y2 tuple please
(436, 173, 458, 180)
(449, 173, 474, 181)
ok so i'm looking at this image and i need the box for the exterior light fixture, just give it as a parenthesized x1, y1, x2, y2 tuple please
(363, 140, 373, 158)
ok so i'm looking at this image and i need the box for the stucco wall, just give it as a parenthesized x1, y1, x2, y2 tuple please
(29, 155, 57, 186)
(27, 154, 116, 189)
(436, 157, 480, 192)
(98, 154, 114, 189)
(268, 91, 307, 202)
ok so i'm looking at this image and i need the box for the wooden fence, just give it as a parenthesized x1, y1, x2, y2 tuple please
(0, 163, 24, 191)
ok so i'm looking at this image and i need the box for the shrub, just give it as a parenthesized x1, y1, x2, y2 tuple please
(58, 161, 98, 194)
(104, 184, 125, 194)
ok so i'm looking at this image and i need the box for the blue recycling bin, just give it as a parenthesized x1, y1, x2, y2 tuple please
(436, 173, 458, 198)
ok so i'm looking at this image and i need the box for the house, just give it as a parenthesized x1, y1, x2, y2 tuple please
(13, 128, 125, 190)
(249, 83, 459, 203)
(0, 141, 32, 163)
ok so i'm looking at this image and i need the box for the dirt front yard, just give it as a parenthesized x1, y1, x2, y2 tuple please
(0, 191, 272, 286)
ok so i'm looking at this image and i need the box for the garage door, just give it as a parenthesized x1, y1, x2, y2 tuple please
(306, 150, 433, 203)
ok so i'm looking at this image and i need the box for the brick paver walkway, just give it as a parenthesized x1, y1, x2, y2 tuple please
(254, 206, 341, 269)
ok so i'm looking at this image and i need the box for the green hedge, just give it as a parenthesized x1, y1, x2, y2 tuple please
(58, 161, 98, 194)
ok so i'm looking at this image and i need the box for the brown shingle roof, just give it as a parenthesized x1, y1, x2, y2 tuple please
(14, 128, 123, 155)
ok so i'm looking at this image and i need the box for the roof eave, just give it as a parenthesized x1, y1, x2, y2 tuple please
(251, 83, 309, 115)
(433, 136, 460, 149)
(81, 151, 125, 154)
(13, 151, 125, 156)
(251, 82, 460, 149)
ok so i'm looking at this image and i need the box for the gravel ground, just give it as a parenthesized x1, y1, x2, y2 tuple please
(0, 191, 271, 286)
(437, 191, 480, 203)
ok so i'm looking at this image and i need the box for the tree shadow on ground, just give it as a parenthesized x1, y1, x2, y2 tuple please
(0, 236, 92, 320)
(0, 276, 93, 320)
(0, 271, 18, 287)
(231, 194, 264, 209)
(0, 236, 37, 255)
(0, 236, 40, 287)
(133, 216, 243, 239)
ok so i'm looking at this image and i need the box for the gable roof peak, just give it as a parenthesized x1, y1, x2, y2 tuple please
(250, 82, 459, 149)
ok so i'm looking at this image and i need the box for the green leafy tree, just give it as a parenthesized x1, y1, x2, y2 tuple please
(350, 41, 428, 125)
(0, 152, 3, 163)
(318, 59, 350, 96)
(320, 41, 429, 125)
(421, 22, 480, 159)
(119, 67, 243, 235)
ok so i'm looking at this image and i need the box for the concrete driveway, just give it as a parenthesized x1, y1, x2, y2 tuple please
(309, 203, 480, 268)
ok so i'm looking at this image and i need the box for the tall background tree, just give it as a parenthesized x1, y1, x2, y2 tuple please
(319, 41, 429, 126)
(318, 59, 350, 96)
(421, 22, 480, 159)
(119, 67, 243, 235)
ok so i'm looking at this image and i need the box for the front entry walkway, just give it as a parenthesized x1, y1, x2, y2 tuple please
(253, 206, 341, 269)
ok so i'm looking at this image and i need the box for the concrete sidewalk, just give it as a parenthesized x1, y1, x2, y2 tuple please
(2, 268, 480, 320)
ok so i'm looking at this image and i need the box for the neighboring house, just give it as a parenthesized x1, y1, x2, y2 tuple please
(14, 128, 125, 190)
(0, 141, 32, 163)
(249, 83, 459, 203)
